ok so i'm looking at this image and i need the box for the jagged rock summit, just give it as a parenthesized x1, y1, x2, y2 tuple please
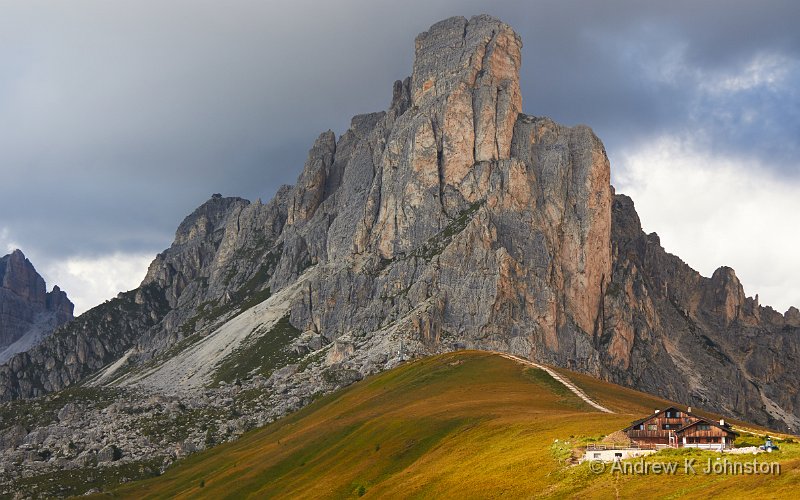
(0, 14, 797, 441)
(0, 249, 73, 363)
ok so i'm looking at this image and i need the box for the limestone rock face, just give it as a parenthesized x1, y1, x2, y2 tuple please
(0, 15, 798, 434)
(702, 267, 747, 327)
(411, 15, 522, 165)
(143, 195, 252, 308)
(286, 131, 336, 226)
(0, 250, 74, 362)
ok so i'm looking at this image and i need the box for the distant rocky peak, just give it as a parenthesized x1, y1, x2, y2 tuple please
(46, 285, 74, 318)
(0, 249, 74, 316)
(0, 250, 74, 359)
(0, 249, 47, 306)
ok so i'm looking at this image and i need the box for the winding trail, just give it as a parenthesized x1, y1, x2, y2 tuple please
(491, 351, 614, 413)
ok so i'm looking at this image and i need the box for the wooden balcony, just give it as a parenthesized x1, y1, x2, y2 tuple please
(625, 429, 674, 439)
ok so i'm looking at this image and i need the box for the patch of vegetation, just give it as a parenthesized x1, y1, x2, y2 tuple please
(297, 347, 329, 372)
(579, 433, 607, 444)
(211, 314, 302, 385)
(366, 200, 485, 276)
(407, 199, 485, 261)
(234, 387, 271, 413)
(550, 439, 574, 464)
(0, 386, 122, 431)
(139, 407, 228, 444)
(231, 234, 273, 262)
(154, 329, 213, 367)
(352, 482, 368, 497)
(371, 256, 394, 275)
(179, 305, 209, 336)
(13, 456, 164, 498)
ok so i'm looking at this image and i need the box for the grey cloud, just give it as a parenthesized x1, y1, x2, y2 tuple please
(1, 0, 798, 292)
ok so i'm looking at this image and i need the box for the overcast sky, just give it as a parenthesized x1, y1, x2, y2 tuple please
(1, 0, 798, 314)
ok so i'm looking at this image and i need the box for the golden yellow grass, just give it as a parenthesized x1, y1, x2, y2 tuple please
(98, 351, 799, 499)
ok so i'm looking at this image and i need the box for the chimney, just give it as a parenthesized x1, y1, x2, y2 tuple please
(687, 406, 692, 413)
(654, 409, 660, 414)
(720, 419, 725, 426)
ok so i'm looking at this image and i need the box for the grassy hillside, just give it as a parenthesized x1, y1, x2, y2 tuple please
(99, 351, 799, 499)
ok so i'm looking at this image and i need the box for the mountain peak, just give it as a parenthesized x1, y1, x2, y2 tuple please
(0, 248, 46, 306)
(411, 15, 521, 104)
(0, 250, 73, 362)
(172, 195, 249, 247)
(411, 15, 522, 164)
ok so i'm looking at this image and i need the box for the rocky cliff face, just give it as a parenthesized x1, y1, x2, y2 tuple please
(0, 250, 74, 363)
(0, 15, 797, 436)
(600, 195, 800, 430)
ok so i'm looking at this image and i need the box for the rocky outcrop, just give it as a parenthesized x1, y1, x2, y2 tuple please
(0, 15, 797, 437)
(0, 250, 74, 363)
(276, 15, 612, 380)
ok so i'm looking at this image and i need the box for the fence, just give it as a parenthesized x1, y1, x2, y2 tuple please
(585, 443, 660, 451)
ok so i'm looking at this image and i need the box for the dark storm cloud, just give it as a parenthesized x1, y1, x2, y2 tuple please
(1, 0, 798, 296)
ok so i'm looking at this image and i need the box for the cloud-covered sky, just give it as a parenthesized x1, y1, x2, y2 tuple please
(1, 0, 798, 313)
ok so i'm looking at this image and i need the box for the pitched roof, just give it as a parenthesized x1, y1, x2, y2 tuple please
(676, 418, 739, 436)
(622, 406, 684, 431)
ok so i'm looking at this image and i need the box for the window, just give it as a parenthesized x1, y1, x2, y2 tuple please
(594, 453, 601, 459)
(647, 424, 657, 431)
(698, 424, 710, 431)
(663, 424, 673, 430)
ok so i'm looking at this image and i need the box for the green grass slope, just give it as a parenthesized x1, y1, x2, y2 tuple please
(99, 351, 800, 499)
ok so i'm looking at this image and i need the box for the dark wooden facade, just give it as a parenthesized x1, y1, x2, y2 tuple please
(623, 407, 695, 447)
(679, 420, 737, 448)
(622, 406, 737, 449)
